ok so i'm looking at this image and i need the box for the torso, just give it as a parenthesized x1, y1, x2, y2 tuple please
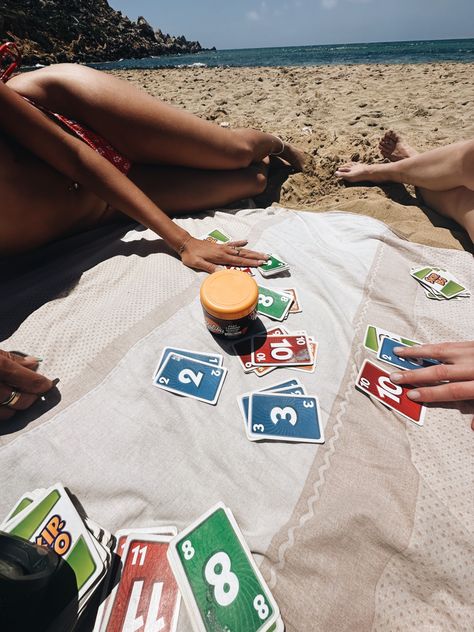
(0, 132, 113, 255)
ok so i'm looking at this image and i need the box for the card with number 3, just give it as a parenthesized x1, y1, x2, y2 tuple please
(356, 359, 425, 425)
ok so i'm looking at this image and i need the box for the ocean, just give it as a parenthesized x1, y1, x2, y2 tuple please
(91, 38, 474, 71)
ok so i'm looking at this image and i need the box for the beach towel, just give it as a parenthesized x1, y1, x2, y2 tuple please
(0, 208, 472, 631)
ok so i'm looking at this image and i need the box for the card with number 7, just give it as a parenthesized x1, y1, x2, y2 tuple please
(355, 359, 425, 426)
(167, 503, 280, 632)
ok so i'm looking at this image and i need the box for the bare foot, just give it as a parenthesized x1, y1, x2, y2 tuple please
(280, 142, 307, 173)
(379, 130, 418, 162)
(335, 162, 381, 183)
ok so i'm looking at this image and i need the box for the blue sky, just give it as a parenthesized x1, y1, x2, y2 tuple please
(111, 0, 474, 50)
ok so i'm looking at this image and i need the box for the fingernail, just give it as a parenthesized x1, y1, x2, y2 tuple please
(393, 347, 404, 354)
(25, 355, 43, 363)
(391, 372, 402, 382)
(52, 378, 60, 387)
(257, 260, 267, 265)
(407, 390, 420, 401)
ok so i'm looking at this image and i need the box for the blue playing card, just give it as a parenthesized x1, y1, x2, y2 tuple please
(239, 383, 306, 431)
(154, 347, 222, 378)
(377, 337, 440, 371)
(248, 393, 324, 443)
(154, 353, 227, 404)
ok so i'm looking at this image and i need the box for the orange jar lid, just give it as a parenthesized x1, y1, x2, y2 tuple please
(200, 270, 259, 320)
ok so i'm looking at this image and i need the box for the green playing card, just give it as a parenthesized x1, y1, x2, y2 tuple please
(364, 325, 418, 353)
(258, 255, 288, 276)
(205, 228, 232, 244)
(170, 504, 278, 632)
(257, 286, 292, 321)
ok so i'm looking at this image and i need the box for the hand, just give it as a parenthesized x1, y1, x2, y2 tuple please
(0, 351, 55, 421)
(180, 237, 269, 273)
(389, 341, 474, 430)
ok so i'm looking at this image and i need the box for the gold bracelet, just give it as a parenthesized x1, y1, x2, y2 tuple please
(177, 235, 193, 255)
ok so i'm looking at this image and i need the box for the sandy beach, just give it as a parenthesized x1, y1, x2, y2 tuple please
(112, 62, 474, 252)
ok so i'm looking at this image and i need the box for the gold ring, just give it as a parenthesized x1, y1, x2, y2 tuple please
(0, 390, 21, 407)
(235, 248, 241, 256)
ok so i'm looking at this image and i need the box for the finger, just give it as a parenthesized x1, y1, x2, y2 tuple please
(0, 384, 38, 411)
(226, 240, 249, 248)
(390, 364, 474, 386)
(196, 259, 218, 274)
(0, 356, 53, 394)
(226, 248, 270, 261)
(223, 255, 267, 267)
(471, 416, 474, 432)
(393, 343, 454, 362)
(406, 381, 474, 403)
(12, 355, 41, 371)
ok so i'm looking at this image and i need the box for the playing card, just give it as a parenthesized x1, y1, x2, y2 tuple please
(251, 333, 312, 366)
(410, 266, 470, 299)
(363, 325, 419, 354)
(201, 228, 232, 244)
(4, 484, 105, 601)
(167, 503, 279, 632)
(154, 347, 223, 379)
(290, 338, 318, 373)
(377, 337, 440, 371)
(355, 359, 425, 425)
(248, 393, 324, 443)
(258, 255, 289, 278)
(100, 535, 180, 632)
(154, 353, 227, 405)
(232, 326, 287, 372)
(225, 265, 255, 276)
(257, 286, 293, 321)
(282, 288, 302, 314)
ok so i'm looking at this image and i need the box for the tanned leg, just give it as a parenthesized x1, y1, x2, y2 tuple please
(336, 131, 474, 241)
(9, 65, 306, 172)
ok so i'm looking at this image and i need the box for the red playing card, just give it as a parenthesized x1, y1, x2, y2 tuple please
(251, 334, 312, 366)
(233, 326, 287, 372)
(104, 536, 180, 632)
(356, 359, 425, 425)
(225, 265, 255, 276)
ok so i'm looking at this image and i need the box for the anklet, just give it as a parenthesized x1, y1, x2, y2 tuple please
(270, 135, 285, 156)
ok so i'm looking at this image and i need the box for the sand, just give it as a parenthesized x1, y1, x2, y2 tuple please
(112, 62, 474, 252)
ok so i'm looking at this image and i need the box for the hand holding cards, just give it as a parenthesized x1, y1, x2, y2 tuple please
(167, 503, 282, 632)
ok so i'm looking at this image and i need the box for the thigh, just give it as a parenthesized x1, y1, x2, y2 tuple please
(9, 65, 248, 169)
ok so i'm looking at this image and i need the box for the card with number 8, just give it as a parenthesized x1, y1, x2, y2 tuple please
(355, 359, 425, 425)
(167, 503, 280, 632)
(257, 286, 293, 321)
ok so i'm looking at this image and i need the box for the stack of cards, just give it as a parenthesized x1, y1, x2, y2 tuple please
(94, 526, 180, 631)
(233, 326, 318, 377)
(153, 347, 227, 405)
(282, 288, 302, 317)
(363, 324, 419, 354)
(410, 265, 471, 300)
(167, 503, 284, 632)
(258, 255, 289, 278)
(1, 483, 113, 618)
(257, 286, 294, 321)
(238, 379, 324, 443)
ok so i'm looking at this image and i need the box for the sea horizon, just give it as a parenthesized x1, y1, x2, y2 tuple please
(87, 37, 474, 72)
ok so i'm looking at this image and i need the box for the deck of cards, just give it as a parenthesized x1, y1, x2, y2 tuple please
(167, 503, 284, 632)
(238, 379, 324, 443)
(233, 325, 318, 377)
(257, 285, 300, 321)
(1, 483, 113, 618)
(94, 526, 180, 631)
(153, 347, 227, 405)
(258, 254, 290, 277)
(410, 265, 471, 300)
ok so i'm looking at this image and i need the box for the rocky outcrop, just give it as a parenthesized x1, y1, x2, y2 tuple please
(0, 0, 213, 65)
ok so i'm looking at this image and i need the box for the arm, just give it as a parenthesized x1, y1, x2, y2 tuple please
(0, 81, 267, 271)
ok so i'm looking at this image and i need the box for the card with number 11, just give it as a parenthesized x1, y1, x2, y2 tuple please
(355, 359, 425, 425)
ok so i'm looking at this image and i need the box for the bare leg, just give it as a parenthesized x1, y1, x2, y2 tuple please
(336, 131, 474, 241)
(8, 65, 306, 172)
(128, 162, 268, 214)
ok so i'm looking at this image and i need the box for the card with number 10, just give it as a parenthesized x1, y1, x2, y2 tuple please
(356, 359, 425, 425)
(167, 503, 280, 632)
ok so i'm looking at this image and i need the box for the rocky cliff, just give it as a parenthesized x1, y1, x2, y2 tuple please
(0, 0, 213, 65)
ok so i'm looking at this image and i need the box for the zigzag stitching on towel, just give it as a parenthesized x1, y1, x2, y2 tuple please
(267, 239, 387, 590)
